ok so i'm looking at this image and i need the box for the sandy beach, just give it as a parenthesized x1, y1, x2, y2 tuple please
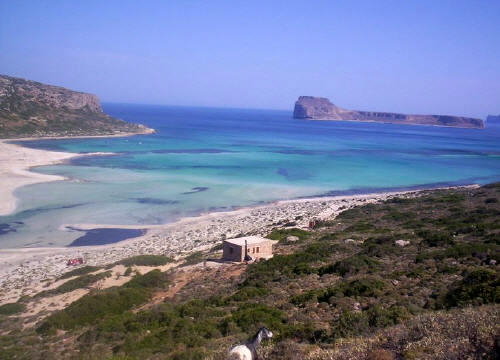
(0, 138, 480, 305)
(0, 140, 115, 216)
(0, 140, 82, 216)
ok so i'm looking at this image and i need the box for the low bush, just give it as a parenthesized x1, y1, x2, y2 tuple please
(243, 242, 338, 285)
(332, 305, 409, 339)
(416, 243, 499, 263)
(229, 286, 270, 302)
(58, 265, 102, 280)
(37, 287, 151, 334)
(117, 255, 174, 267)
(124, 269, 171, 289)
(0, 302, 25, 316)
(417, 230, 454, 247)
(222, 303, 287, 335)
(318, 254, 380, 277)
(291, 277, 386, 306)
(267, 228, 310, 243)
(182, 252, 205, 266)
(36, 271, 112, 297)
(442, 268, 499, 308)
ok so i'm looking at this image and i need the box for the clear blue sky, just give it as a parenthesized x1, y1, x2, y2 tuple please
(1, 0, 499, 117)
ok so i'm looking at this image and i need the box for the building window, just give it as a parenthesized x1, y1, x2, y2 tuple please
(252, 247, 255, 254)
(256, 247, 259, 253)
(229, 247, 233, 254)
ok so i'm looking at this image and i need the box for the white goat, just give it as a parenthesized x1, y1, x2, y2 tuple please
(228, 327, 273, 360)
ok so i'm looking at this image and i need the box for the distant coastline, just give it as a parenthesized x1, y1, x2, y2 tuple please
(293, 96, 485, 129)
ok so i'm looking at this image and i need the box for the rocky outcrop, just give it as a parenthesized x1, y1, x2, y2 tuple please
(0, 74, 154, 138)
(293, 96, 484, 129)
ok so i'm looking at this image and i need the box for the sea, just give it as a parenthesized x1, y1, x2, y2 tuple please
(1, 103, 500, 248)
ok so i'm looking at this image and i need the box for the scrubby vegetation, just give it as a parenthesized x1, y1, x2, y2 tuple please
(57, 265, 102, 280)
(35, 271, 112, 298)
(0, 302, 25, 316)
(1, 184, 499, 359)
(267, 227, 311, 243)
(116, 255, 174, 267)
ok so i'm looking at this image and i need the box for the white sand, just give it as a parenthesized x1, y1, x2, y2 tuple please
(0, 140, 113, 216)
(0, 140, 81, 216)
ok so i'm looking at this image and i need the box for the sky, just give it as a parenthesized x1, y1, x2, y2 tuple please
(1, 0, 499, 117)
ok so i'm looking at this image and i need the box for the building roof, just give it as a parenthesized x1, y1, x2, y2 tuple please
(224, 236, 270, 246)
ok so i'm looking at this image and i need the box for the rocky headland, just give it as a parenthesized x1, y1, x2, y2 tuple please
(294, 96, 485, 129)
(0, 74, 154, 138)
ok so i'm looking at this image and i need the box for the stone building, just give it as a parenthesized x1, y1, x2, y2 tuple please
(222, 236, 273, 262)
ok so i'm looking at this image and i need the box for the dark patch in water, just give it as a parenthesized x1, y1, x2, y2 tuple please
(0, 224, 17, 235)
(277, 168, 289, 177)
(182, 187, 209, 195)
(68, 228, 145, 247)
(277, 168, 312, 181)
(12, 203, 87, 219)
(133, 197, 180, 205)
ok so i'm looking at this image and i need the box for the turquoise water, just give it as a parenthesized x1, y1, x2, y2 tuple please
(2, 104, 500, 248)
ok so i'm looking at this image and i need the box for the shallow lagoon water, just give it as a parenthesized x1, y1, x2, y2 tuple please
(1, 104, 500, 248)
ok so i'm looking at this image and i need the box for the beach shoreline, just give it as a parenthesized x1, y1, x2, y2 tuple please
(0, 137, 481, 304)
(0, 131, 154, 216)
(0, 140, 115, 217)
(0, 180, 478, 305)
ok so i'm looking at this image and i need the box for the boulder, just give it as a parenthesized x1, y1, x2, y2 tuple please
(395, 240, 410, 247)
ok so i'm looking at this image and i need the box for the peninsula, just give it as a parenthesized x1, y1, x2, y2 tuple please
(0, 74, 154, 138)
(294, 96, 485, 129)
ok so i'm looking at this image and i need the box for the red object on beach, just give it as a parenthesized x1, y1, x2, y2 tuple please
(308, 220, 317, 229)
(67, 257, 84, 266)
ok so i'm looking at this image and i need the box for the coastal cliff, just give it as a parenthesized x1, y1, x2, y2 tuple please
(294, 96, 485, 129)
(0, 74, 154, 138)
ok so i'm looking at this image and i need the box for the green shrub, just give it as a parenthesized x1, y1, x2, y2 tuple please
(442, 268, 499, 308)
(243, 242, 338, 285)
(290, 289, 324, 307)
(417, 230, 454, 247)
(229, 286, 270, 302)
(332, 305, 409, 339)
(124, 266, 133, 276)
(292, 278, 386, 307)
(117, 255, 174, 267)
(320, 278, 385, 301)
(124, 269, 170, 289)
(416, 243, 499, 263)
(58, 265, 102, 280)
(37, 287, 151, 334)
(0, 302, 25, 315)
(36, 271, 112, 297)
(267, 228, 310, 243)
(223, 303, 286, 335)
(182, 252, 205, 266)
(318, 255, 380, 277)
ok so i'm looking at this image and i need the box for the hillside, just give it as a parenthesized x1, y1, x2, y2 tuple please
(294, 96, 485, 129)
(0, 74, 154, 138)
(0, 184, 498, 359)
